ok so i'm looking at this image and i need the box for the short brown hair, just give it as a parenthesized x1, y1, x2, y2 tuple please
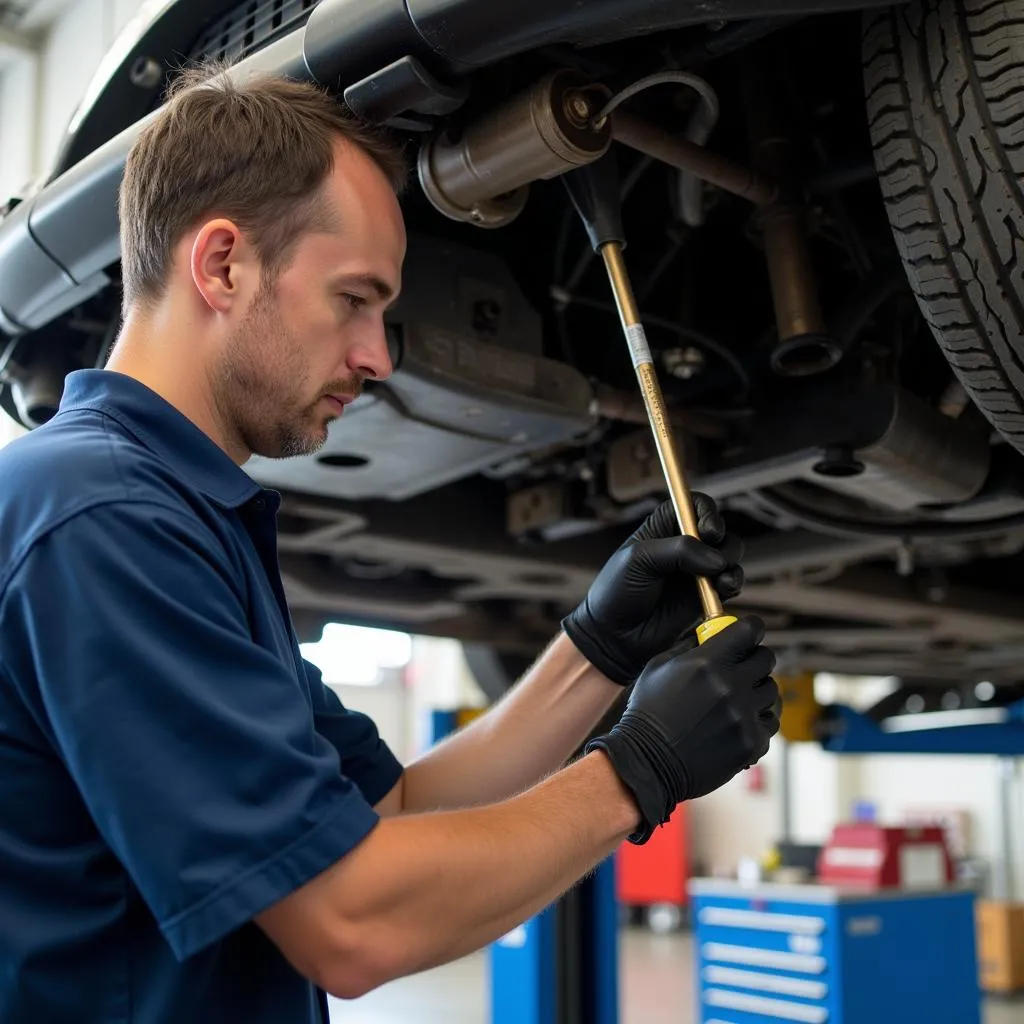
(117, 63, 408, 311)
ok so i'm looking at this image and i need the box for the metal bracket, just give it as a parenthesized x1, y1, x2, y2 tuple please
(343, 55, 469, 131)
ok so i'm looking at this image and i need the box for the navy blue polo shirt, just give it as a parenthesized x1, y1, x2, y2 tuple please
(0, 369, 404, 1023)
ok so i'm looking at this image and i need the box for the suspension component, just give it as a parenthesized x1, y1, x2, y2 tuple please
(612, 110, 777, 207)
(744, 64, 842, 377)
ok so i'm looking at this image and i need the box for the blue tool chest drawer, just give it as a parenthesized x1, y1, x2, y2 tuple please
(689, 879, 981, 1024)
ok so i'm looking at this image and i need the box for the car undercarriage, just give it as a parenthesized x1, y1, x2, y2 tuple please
(3, 0, 1024, 703)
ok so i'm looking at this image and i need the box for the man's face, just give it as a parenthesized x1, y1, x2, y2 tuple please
(216, 140, 406, 460)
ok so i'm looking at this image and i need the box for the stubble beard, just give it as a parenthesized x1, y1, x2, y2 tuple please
(213, 288, 366, 460)
(214, 287, 327, 460)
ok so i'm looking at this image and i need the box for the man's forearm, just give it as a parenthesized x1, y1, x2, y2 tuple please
(401, 632, 623, 813)
(259, 751, 639, 998)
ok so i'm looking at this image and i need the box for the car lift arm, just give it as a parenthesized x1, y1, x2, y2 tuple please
(817, 700, 1024, 756)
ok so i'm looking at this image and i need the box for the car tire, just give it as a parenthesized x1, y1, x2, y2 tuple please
(864, 0, 1024, 453)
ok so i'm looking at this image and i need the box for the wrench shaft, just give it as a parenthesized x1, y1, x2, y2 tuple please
(599, 241, 724, 621)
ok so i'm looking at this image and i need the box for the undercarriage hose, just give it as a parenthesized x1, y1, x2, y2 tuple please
(589, 70, 721, 227)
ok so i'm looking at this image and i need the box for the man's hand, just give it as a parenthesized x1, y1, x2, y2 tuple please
(562, 493, 743, 686)
(586, 615, 780, 844)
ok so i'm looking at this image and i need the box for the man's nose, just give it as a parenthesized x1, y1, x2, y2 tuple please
(348, 320, 393, 382)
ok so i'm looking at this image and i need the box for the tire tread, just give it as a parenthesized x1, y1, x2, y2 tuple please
(865, 0, 1024, 446)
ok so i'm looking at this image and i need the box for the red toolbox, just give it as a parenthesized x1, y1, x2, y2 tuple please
(817, 822, 955, 889)
(616, 803, 689, 908)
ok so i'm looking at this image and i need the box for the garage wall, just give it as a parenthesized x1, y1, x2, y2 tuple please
(39, 0, 150, 171)
(688, 738, 862, 872)
(688, 668, 1024, 894)
(329, 636, 487, 767)
(691, 737, 1024, 900)
(0, 0, 149, 200)
(0, 56, 38, 204)
(329, 677, 411, 763)
(853, 754, 1024, 897)
(38, 0, 111, 172)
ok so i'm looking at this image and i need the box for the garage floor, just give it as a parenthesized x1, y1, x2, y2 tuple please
(333, 927, 1024, 1023)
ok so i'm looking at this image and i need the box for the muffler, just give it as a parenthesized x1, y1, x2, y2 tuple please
(417, 70, 612, 228)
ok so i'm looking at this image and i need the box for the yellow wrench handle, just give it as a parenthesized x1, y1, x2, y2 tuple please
(696, 614, 739, 645)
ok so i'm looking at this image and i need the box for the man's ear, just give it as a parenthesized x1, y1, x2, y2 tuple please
(189, 218, 255, 313)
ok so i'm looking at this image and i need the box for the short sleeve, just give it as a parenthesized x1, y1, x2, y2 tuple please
(304, 660, 404, 808)
(0, 501, 381, 962)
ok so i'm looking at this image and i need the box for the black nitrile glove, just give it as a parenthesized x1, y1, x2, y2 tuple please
(562, 493, 743, 686)
(586, 616, 780, 844)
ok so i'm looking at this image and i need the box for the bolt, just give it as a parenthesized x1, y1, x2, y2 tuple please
(129, 56, 163, 90)
(662, 346, 706, 380)
(564, 92, 592, 126)
(472, 298, 502, 336)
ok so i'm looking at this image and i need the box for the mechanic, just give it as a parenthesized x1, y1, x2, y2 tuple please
(0, 67, 780, 1023)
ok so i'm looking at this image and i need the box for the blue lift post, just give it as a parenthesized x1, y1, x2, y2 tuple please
(490, 859, 619, 1024)
(427, 708, 620, 1024)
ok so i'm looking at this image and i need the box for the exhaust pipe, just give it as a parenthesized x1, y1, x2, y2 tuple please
(417, 66, 841, 378)
(418, 69, 777, 225)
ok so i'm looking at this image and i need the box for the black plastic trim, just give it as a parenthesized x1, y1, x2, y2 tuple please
(405, 0, 904, 69)
(343, 55, 469, 129)
(303, 0, 906, 95)
(302, 0, 433, 91)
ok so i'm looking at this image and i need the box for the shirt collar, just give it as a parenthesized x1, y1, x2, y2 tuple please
(57, 369, 263, 509)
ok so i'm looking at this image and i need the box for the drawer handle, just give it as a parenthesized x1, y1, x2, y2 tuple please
(702, 942, 826, 975)
(699, 907, 826, 935)
(703, 965, 828, 1001)
(705, 988, 829, 1023)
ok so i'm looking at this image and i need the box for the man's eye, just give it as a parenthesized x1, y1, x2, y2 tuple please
(343, 294, 367, 310)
